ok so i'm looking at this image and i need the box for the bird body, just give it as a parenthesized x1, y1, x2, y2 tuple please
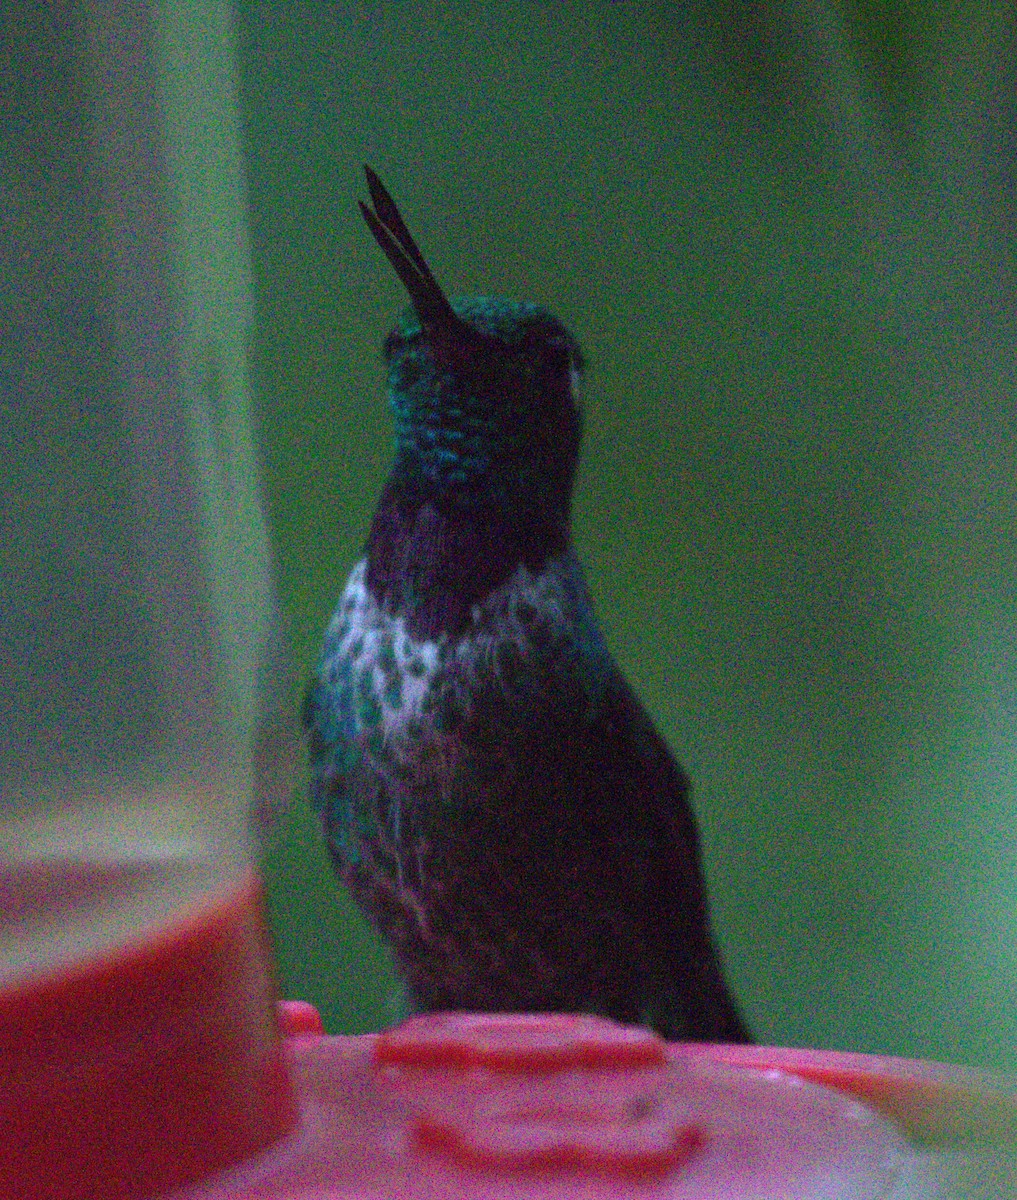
(304, 170, 750, 1043)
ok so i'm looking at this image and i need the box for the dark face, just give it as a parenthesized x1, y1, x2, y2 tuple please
(384, 297, 584, 507)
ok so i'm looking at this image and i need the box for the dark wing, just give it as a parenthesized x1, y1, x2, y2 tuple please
(579, 669, 752, 1043)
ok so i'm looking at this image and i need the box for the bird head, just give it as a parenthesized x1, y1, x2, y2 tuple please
(360, 168, 584, 524)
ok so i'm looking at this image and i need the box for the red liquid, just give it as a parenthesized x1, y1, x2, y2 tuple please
(0, 868, 295, 1200)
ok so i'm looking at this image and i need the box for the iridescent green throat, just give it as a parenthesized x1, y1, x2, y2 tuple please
(383, 296, 583, 512)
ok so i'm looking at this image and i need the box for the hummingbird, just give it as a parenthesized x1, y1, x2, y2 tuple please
(303, 167, 751, 1043)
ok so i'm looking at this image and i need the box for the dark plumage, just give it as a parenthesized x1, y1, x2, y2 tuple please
(303, 168, 750, 1043)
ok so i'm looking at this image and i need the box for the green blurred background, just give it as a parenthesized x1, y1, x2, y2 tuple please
(232, 2, 1017, 1072)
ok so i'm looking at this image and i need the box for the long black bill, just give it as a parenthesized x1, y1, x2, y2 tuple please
(359, 167, 466, 336)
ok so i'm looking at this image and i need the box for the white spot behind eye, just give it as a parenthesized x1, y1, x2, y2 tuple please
(569, 364, 581, 402)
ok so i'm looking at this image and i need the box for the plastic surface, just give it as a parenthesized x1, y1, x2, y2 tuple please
(683, 1041, 1017, 1147)
(180, 1009, 938, 1199)
(0, 872, 295, 1200)
(1, 3, 296, 1196)
(375, 1010, 668, 1071)
(2, 0, 274, 991)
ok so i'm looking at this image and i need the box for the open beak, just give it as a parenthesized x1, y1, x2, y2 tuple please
(359, 166, 472, 346)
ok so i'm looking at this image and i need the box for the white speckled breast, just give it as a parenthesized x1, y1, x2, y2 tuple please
(320, 559, 443, 740)
(318, 551, 611, 747)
